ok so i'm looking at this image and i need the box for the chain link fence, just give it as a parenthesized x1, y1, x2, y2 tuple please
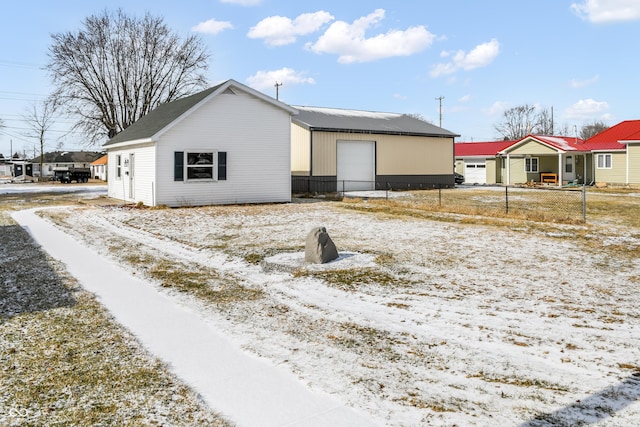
(402, 185, 587, 222)
(292, 177, 587, 223)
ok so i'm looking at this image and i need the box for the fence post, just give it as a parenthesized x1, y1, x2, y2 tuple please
(505, 185, 509, 214)
(438, 185, 442, 207)
(582, 184, 587, 222)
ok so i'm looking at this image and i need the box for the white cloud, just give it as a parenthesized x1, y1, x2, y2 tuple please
(564, 98, 610, 120)
(571, 0, 640, 23)
(482, 101, 510, 116)
(458, 95, 472, 103)
(245, 68, 316, 92)
(430, 39, 500, 77)
(570, 74, 600, 88)
(306, 9, 436, 63)
(247, 11, 334, 47)
(219, 0, 262, 6)
(393, 93, 408, 100)
(192, 19, 234, 35)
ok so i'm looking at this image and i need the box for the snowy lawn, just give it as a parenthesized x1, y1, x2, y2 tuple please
(34, 192, 640, 426)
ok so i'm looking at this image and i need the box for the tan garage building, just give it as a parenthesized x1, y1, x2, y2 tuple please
(291, 106, 459, 192)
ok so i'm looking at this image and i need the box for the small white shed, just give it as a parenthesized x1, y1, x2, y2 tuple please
(103, 80, 297, 207)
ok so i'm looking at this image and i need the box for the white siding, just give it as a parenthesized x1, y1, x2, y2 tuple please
(155, 90, 291, 207)
(107, 143, 156, 205)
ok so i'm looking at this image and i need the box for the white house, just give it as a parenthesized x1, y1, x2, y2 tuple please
(103, 79, 298, 207)
(91, 155, 108, 181)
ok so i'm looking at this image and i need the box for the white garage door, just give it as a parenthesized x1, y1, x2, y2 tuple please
(337, 140, 375, 191)
(464, 160, 487, 184)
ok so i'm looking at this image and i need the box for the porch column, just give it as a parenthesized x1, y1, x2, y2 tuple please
(557, 153, 563, 187)
(506, 154, 511, 185)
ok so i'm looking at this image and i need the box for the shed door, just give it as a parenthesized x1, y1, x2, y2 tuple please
(337, 140, 375, 191)
(464, 160, 487, 184)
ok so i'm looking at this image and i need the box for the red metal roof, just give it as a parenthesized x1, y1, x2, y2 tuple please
(455, 140, 516, 157)
(523, 135, 588, 152)
(584, 120, 640, 150)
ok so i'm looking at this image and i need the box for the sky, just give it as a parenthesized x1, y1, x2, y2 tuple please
(1, 0, 639, 157)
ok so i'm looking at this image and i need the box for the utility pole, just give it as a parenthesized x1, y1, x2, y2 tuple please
(275, 81, 282, 100)
(435, 96, 445, 128)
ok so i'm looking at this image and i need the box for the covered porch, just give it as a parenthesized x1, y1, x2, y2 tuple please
(498, 135, 592, 186)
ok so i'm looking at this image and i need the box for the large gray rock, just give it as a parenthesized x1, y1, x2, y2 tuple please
(305, 226, 339, 264)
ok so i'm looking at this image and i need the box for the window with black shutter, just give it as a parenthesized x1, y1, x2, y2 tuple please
(218, 151, 227, 180)
(174, 151, 184, 181)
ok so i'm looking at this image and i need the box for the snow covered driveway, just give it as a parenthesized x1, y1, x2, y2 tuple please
(14, 200, 640, 426)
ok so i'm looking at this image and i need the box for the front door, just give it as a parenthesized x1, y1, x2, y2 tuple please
(128, 153, 135, 200)
(564, 155, 575, 182)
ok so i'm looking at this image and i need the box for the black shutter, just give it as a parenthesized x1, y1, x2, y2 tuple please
(218, 151, 227, 180)
(174, 151, 184, 181)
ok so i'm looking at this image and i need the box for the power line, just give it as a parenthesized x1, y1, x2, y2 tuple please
(0, 59, 44, 70)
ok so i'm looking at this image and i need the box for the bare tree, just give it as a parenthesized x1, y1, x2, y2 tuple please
(580, 120, 609, 140)
(47, 9, 210, 143)
(405, 113, 434, 124)
(535, 107, 554, 135)
(22, 98, 58, 178)
(494, 104, 537, 140)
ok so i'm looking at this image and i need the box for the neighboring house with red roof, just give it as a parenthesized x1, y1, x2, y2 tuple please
(455, 120, 640, 186)
(454, 140, 516, 185)
(91, 154, 108, 181)
(456, 135, 588, 185)
(498, 135, 588, 185)
(583, 120, 640, 185)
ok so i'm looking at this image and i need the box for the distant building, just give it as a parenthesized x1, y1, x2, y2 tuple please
(30, 151, 104, 178)
(91, 154, 108, 181)
(0, 154, 12, 177)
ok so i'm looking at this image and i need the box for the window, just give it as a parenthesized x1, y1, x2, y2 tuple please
(187, 152, 214, 179)
(565, 156, 573, 173)
(116, 155, 122, 179)
(174, 151, 227, 181)
(596, 153, 612, 169)
(525, 157, 539, 173)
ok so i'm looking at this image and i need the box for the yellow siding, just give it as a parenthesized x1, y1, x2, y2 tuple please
(538, 156, 557, 173)
(377, 136, 453, 175)
(311, 131, 338, 175)
(594, 152, 627, 184)
(486, 159, 497, 184)
(628, 145, 640, 184)
(291, 122, 310, 175)
(311, 131, 454, 176)
(508, 158, 527, 184)
(508, 140, 557, 155)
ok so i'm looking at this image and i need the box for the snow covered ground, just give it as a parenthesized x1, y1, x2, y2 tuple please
(0, 182, 107, 196)
(15, 197, 640, 426)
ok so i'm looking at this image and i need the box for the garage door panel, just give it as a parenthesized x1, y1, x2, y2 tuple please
(464, 160, 486, 184)
(337, 140, 375, 191)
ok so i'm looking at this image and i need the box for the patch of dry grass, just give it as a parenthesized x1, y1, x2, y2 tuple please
(292, 267, 408, 292)
(0, 195, 232, 426)
(118, 250, 264, 306)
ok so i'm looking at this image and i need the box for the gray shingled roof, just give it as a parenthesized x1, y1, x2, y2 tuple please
(31, 151, 104, 163)
(293, 106, 459, 137)
(103, 83, 225, 146)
